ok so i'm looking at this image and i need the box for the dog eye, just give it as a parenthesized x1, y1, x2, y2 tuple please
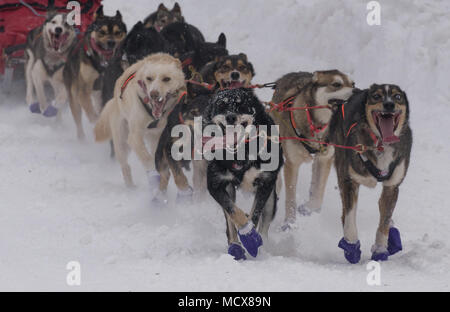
(99, 30, 106, 36)
(332, 82, 342, 88)
(163, 77, 171, 82)
(238, 65, 246, 71)
(146, 77, 153, 82)
(114, 31, 122, 36)
(372, 94, 382, 101)
(394, 94, 403, 101)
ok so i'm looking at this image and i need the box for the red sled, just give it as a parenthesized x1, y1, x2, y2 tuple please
(0, 0, 102, 89)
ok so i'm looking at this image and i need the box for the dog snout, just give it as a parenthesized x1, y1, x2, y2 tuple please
(383, 101, 395, 112)
(54, 27, 63, 35)
(230, 71, 240, 81)
(107, 40, 116, 49)
(226, 114, 237, 125)
(150, 90, 160, 100)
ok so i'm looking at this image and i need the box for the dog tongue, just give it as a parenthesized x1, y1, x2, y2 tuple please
(152, 101, 164, 119)
(378, 115, 400, 144)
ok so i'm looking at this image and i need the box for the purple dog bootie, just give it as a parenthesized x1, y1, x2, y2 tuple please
(43, 104, 58, 118)
(238, 223, 263, 258)
(228, 243, 246, 261)
(338, 238, 362, 264)
(29, 102, 41, 114)
(387, 227, 403, 256)
(371, 250, 389, 262)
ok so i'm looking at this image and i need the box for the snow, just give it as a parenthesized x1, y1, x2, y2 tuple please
(1, 0, 449, 291)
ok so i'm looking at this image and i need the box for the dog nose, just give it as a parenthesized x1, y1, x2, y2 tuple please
(55, 27, 63, 35)
(384, 101, 395, 111)
(230, 71, 240, 81)
(107, 40, 116, 49)
(150, 90, 160, 100)
(226, 114, 237, 125)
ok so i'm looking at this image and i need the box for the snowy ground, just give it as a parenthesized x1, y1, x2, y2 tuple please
(1, 0, 449, 291)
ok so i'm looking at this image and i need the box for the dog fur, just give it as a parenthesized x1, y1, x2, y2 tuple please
(270, 70, 354, 225)
(25, 11, 77, 114)
(200, 53, 255, 89)
(94, 53, 186, 187)
(329, 84, 412, 257)
(155, 82, 213, 199)
(143, 3, 185, 32)
(204, 88, 283, 248)
(63, 6, 127, 139)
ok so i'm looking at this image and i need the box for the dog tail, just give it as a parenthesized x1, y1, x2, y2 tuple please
(94, 100, 113, 142)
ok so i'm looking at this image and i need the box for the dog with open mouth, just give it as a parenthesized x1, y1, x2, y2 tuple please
(25, 11, 77, 117)
(329, 84, 412, 264)
(270, 70, 354, 229)
(63, 6, 127, 140)
(94, 53, 186, 193)
(203, 88, 283, 260)
(200, 53, 255, 90)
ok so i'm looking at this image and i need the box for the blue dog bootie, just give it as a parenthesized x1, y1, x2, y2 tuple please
(238, 223, 263, 258)
(338, 238, 362, 264)
(387, 227, 403, 256)
(29, 102, 41, 114)
(371, 250, 389, 262)
(228, 243, 246, 261)
(43, 104, 58, 118)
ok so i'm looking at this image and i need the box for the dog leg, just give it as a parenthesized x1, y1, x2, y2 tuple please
(68, 84, 85, 140)
(257, 188, 277, 241)
(79, 83, 99, 123)
(128, 124, 154, 171)
(112, 119, 134, 187)
(338, 178, 361, 264)
(25, 50, 35, 107)
(223, 186, 246, 261)
(31, 61, 48, 112)
(303, 149, 334, 214)
(372, 185, 401, 261)
(283, 157, 301, 224)
(193, 160, 207, 200)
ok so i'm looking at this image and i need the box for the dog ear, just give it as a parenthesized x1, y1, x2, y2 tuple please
(115, 10, 122, 20)
(158, 3, 168, 11)
(94, 5, 104, 20)
(248, 62, 256, 78)
(312, 72, 320, 84)
(238, 53, 248, 62)
(217, 33, 226, 48)
(172, 3, 182, 13)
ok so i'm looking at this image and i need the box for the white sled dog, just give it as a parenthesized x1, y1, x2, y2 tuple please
(94, 53, 186, 196)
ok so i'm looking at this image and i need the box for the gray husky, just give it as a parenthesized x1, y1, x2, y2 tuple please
(25, 12, 77, 117)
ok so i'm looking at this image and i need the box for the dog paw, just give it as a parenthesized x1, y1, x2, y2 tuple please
(238, 223, 263, 258)
(228, 243, 246, 261)
(43, 105, 58, 118)
(279, 221, 297, 232)
(29, 102, 41, 114)
(176, 187, 193, 204)
(338, 238, 362, 264)
(387, 227, 403, 256)
(151, 191, 168, 208)
(297, 204, 313, 216)
(371, 245, 389, 262)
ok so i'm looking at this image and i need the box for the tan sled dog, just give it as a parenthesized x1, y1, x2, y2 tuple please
(270, 70, 354, 228)
(95, 53, 186, 192)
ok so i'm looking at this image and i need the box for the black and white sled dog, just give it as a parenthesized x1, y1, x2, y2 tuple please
(204, 88, 283, 260)
(329, 84, 412, 264)
(25, 11, 77, 117)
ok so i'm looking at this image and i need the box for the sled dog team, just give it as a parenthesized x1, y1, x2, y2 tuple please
(24, 4, 412, 264)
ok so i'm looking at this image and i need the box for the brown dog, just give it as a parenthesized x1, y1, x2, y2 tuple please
(271, 70, 354, 228)
(63, 6, 127, 139)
